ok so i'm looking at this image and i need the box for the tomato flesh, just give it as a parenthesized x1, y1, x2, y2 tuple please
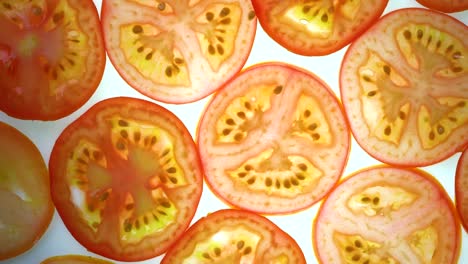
(161, 209, 306, 263)
(49, 97, 203, 261)
(340, 8, 468, 166)
(314, 166, 461, 263)
(101, 0, 256, 104)
(197, 63, 350, 214)
(0, 122, 54, 260)
(251, 0, 388, 56)
(456, 149, 468, 233)
(0, 0, 105, 120)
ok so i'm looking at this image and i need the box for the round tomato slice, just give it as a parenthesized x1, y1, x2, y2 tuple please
(197, 62, 350, 214)
(340, 8, 468, 166)
(416, 0, 468, 13)
(161, 209, 306, 263)
(101, 0, 256, 104)
(251, 0, 388, 56)
(455, 148, 468, 232)
(0, 0, 105, 121)
(49, 97, 203, 261)
(314, 166, 461, 264)
(41, 254, 113, 264)
(0, 121, 54, 260)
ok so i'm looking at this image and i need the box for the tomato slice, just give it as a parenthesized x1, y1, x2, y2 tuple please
(0, 121, 54, 260)
(49, 97, 203, 261)
(197, 62, 350, 214)
(416, 0, 468, 13)
(41, 254, 113, 264)
(340, 8, 468, 166)
(101, 0, 256, 104)
(456, 148, 468, 233)
(314, 166, 461, 263)
(251, 0, 388, 56)
(161, 209, 306, 263)
(0, 0, 105, 120)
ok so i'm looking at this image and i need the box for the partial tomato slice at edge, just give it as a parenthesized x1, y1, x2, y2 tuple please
(49, 97, 203, 261)
(313, 165, 461, 264)
(0, 0, 105, 120)
(416, 0, 468, 13)
(251, 0, 389, 56)
(41, 254, 114, 264)
(0, 121, 54, 260)
(161, 209, 306, 263)
(340, 8, 468, 166)
(455, 148, 468, 233)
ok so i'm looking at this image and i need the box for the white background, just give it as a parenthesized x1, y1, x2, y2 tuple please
(1, 0, 467, 263)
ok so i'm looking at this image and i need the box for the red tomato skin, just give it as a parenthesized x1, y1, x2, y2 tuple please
(416, 0, 468, 13)
(339, 8, 468, 167)
(0, 122, 54, 260)
(251, 0, 389, 56)
(455, 148, 468, 233)
(49, 97, 203, 261)
(313, 165, 461, 264)
(0, 0, 106, 121)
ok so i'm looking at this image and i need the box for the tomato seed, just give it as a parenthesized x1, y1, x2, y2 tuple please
(352, 254, 361, 261)
(53, 12, 64, 24)
(206, 12, 214, 21)
(304, 110, 311, 118)
(220, 7, 230, 17)
(274, 85, 283, 94)
(120, 130, 128, 138)
(158, 2, 166, 11)
(170, 177, 178, 184)
(321, 14, 328, 23)
(308, 123, 318, 130)
(132, 25, 143, 34)
(399, 111, 406, 120)
(214, 247, 221, 256)
(446, 45, 454, 54)
(437, 125, 445, 135)
(452, 51, 462, 60)
(384, 126, 391, 136)
(302, 5, 311, 13)
(243, 247, 252, 255)
(165, 66, 173, 77)
(2, 3, 12, 9)
(345, 246, 354, 252)
(312, 133, 321, 140)
(265, 178, 272, 187)
(220, 18, 231, 25)
(354, 240, 362, 248)
(237, 241, 245, 249)
(403, 30, 411, 40)
(247, 177, 256, 184)
(429, 131, 435, 140)
(145, 52, 153, 60)
(217, 44, 225, 55)
(167, 167, 177, 173)
(248, 10, 255, 20)
(416, 29, 423, 39)
(383, 65, 391, 75)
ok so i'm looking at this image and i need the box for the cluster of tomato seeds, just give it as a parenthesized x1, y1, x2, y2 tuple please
(1, 0, 467, 264)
